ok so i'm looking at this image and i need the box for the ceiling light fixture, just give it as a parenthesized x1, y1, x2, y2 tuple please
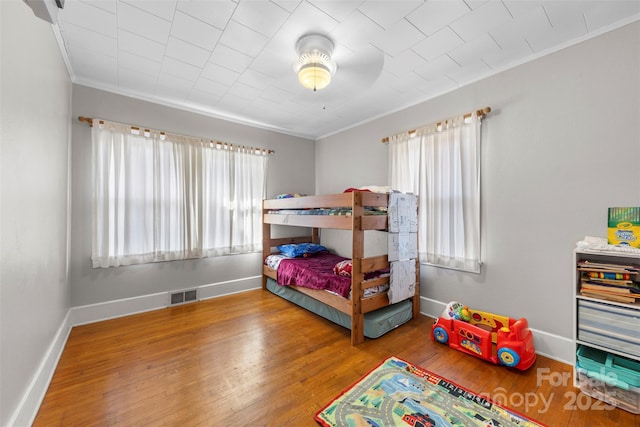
(294, 34, 337, 92)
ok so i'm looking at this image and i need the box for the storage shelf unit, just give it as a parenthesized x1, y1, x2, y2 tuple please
(573, 248, 640, 413)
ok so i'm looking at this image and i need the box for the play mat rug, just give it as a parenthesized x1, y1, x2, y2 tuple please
(315, 356, 546, 427)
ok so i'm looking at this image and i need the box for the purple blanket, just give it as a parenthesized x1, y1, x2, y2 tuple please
(277, 253, 352, 298)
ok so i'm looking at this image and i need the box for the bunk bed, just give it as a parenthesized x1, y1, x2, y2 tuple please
(262, 191, 420, 345)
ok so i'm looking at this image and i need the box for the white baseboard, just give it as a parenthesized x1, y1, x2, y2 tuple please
(419, 296, 574, 366)
(198, 276, 261, 300)
(529, 328, 575, 366)
(69, 291, 169, 326)
(8, 311, 72, 427)
(69, 275, 262, 326)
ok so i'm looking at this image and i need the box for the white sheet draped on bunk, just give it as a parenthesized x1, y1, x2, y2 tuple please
(388, 193, 418, 233)
(388, 260, 416, 304)
(387, 193, 418, 304)
(388, 232, 417, 262)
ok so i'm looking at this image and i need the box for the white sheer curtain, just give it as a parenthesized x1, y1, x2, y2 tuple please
(92, 120, 267, 268)
(389, 113, 482, 273)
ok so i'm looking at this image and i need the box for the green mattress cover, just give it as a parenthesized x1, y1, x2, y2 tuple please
(265, 278, 413, 339)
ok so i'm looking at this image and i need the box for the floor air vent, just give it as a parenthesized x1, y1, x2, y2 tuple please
(169, 289, 198, 306)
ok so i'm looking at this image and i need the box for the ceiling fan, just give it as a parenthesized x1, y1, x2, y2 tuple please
(289, 32, 385, 102)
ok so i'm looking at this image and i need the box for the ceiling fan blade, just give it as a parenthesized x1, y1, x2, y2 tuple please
(309, 44, 385, 100)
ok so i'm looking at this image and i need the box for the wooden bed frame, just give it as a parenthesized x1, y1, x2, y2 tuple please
(262, 191, 420, 345)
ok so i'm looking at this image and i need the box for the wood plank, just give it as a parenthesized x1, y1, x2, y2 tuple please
(361, 255, 389, 272)
(413, 259, 420, 319)
(263, 212, 386, 230)
(361, 215, 387, 230)
(351, 191, 365, 346)
(262, 214, 271, 289)
(360, 192, 389, 207)
(263, 265, 277, 280)
(361, 276, 389, 290)
(34, 290, 640, 427)
(288, 285, 351, 314)
(361, 293, 390, 313)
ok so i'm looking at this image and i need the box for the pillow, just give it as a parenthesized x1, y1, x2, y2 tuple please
(333, 259, 353, 277)
(277, 243, 328, 258)
(264, 254, 289, 270)
(333, 259, 391, 280)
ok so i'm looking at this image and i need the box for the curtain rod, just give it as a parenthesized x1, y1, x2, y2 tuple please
(380, 106, 491, 143)
(77, 116, 275, 154)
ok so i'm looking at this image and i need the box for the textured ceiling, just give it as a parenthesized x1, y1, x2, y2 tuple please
(52, 0, 640, 139)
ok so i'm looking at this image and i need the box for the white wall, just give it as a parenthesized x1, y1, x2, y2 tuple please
(70, 86, 316, 307)
(316, 21, 640, 360)
(0, 1, 72, 425)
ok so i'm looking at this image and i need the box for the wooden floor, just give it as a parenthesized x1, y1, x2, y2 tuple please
(35, 289, 639, 426)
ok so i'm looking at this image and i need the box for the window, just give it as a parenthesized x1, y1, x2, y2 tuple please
(389, 113, 482, 273)
(91, 120, 268, 268)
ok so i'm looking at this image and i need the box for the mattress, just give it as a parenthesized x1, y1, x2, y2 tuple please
(265, 277, 413, 339)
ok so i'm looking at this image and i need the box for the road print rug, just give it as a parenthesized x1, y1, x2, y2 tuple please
(315, 356, 546, 427)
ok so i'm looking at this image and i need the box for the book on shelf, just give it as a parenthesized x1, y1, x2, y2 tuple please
(581, 272, 638, 286)
(581, 282, 640, 295)
(582, 276, 634, 286)
(580, 290, 637, 304)
(577, 260, 640, 274)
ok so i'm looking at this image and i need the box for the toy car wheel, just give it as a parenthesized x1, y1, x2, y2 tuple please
(433, 326, 449, 344)
(497, 348, 520, 367)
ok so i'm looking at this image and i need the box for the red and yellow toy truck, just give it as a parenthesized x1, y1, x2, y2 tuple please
(431, 301, 536, 370)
